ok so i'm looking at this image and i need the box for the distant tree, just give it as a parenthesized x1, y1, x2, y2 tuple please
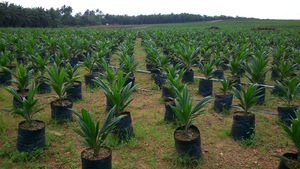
(0, 1, 237, 27)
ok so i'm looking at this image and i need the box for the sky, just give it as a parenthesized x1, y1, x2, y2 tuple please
(6, 0, 300, 20)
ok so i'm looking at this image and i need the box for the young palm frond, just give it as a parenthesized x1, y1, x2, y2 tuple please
(6, 83, 43, 127)
(171, 85, 211, 133)
(275, 78, 300, 106)
(3, 63, 33, 93)
(93, 70, 137, 115)
(232, 84, 261, 114)
(244, 54, 269, 84)
(72, 106, 124, 157)
(46, 64, 71, 103)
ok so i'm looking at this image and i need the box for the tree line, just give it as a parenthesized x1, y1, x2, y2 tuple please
(0, 1, 246, 27)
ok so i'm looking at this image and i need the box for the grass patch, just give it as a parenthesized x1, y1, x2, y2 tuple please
(239, 134, 256, 148)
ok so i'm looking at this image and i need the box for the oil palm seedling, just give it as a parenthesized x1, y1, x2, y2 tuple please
(171, 84, 212, 159)
(94, 70, 136, 114)
(72, 106, 124, 169)
(144, 43, 169, 76)
(228, 56, 245, 90)
(14, 39, 26, 63)
(274, 109, 300, 169)
(83, 54, 98, 88)
(152, 54, 170, 87)
(0, 51, 15, 85)
(93, 70, 137, 141)
(119, 54, 138, 76)
(244, 52, 270, 105)
(143, 40, 159, 72)
(173, 42, 200, 83)
(231, 84, 262, 140)
(119, 38, 135, 57)
(162, 64, 185, 100)
(212, 55, 226, 79)
(97, 58, 117, 85)
(46, 64, 73, 123)
(52, 55, 63, 69)
(198, 59, 215, 97)
(68, 38, 82, 66)
(6, 83, 45, 152)
(144, 42, 170, 86)
(213, 78, 233, 113)
(271, 59, 297, 94)
(57, 42, 71, 67)
(93, 40, 112, 63)
(244, 52, 269, 84)
(3, 63, 33, 107)
(228, 44, 248, 87)
(200, 47, 212, 63)
(119, 53, 138, 88)
(65, 63, 82, 101)
(275, 78, 300, 125)
(74, 37, 88, 62)
(162, 64, 185, 122)
(270, 45, 286, 79)
(29, 54, 51, 94)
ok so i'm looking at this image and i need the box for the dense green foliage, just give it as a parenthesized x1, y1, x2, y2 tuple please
(1, 1, 242, 27)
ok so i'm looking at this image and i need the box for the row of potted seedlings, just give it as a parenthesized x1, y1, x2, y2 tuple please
(5, 60, 300, 168)
(1, 61, 139, 168)
(0, 33, 140, 168)
(2, 62, 74, 153)
(143, 36, 300, 122)
(141, 35, 300, 168)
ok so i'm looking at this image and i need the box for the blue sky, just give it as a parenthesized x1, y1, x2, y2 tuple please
(7, 0, 300, 20)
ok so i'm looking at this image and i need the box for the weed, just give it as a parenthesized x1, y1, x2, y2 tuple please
(155, 118, 166, 125)
(45, 130, 64, 147)
(211, 124, 217, 130)
(149, 148, 157, 168)
(66, 138, 76, 154)
(106, 132, 137, 149)
(0, 142, 44, 163)
(0, 114, 7, 132)
(87, 85, 99, 92)
(151, 82, 160, 90)
(0, 91, 8, 102)
(0, 159, 14, 169)
(11, 149, 44, 163)
(217, 128, 231, 138)
(0, 142, 14, 157)
(220, 106, 232, 115)
(173, 154, 201, 168)
(239, 134, 256, 148)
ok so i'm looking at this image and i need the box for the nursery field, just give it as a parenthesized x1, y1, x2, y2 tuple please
(1, 20, 300, 169)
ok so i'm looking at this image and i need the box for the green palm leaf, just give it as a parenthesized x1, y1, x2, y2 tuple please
(171, 85, 211, 133)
